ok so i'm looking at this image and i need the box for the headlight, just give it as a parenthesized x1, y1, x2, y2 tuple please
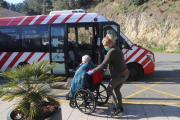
(146, 52, 154, 62)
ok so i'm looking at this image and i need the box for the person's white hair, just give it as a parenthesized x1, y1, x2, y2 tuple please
(82, 55, 91, 62)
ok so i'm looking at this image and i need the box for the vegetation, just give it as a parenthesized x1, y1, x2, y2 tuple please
(0, 0, 92, 15)
(128, 0, 149, 6)
(0, 60, 66, 119)
(0, 2, 4, 18)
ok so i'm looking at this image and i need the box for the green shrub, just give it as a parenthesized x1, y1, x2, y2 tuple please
(149, 13, 153, 16)
(128, 0, 148, 6)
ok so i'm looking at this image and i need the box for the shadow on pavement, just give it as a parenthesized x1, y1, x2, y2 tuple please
(87, 104, 180, 119)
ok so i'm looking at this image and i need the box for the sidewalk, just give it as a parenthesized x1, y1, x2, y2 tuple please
(1, 100, 180, 120)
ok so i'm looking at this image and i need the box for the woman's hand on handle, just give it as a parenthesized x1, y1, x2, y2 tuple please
(86, 71, 94, 75)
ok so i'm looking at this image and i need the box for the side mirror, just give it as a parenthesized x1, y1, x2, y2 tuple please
(123, 39, 132, 50)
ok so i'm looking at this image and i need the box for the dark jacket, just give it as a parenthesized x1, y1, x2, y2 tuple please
(92, 46, 127, 79)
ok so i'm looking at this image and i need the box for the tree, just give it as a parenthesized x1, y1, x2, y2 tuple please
(43, 0, 53, 14)
(51, 0, 92, 11)
(27, 0, 43, 15)
(15, 3, 22, 13)
(0, 0, 9, 9)
(0, 2, 5, 18)
(10, 3, 16, 11)
(21, 0, 29, 15)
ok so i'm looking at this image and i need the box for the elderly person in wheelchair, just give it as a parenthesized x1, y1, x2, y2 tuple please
(66, 55, 108, 114)
(68, 55, 95, 99)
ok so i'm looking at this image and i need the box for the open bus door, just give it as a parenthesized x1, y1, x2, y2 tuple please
(99, 22, 121, 62)
(99, 22, 122, 77)
(49, 24, 69, 78)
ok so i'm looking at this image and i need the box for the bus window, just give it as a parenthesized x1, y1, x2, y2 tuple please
(101, 25, 119, 57)
(68, 27, 76, 42)
(103, 25, 118, 46)
(22, 25, 49, 52)
(51, 26, 64, 51)
(0, 27, 21, 52)
(78, 26, 93, 46)
(50, 25, 66, 74)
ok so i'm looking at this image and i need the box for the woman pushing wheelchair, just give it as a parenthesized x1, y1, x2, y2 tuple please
(87, 34, 129, 116)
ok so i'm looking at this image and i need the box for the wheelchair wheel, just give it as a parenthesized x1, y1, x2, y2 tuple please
(95, 82, 109, 106)
(69, 100, 76, 108)
(74, 89, 96, 114)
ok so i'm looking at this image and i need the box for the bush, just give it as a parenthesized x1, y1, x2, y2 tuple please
(128, 0, 148, 6)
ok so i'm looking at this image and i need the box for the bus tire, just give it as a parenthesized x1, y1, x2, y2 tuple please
(127, 63, 143, 81)
(18, 62, 28, 67)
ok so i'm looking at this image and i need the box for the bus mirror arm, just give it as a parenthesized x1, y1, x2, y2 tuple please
(123, 39, 132, 50)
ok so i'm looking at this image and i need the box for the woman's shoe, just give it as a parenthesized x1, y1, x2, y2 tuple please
(111, 107, 123, 117)
(113, 107, 124, 112)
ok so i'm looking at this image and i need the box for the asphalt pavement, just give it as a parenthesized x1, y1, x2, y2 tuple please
(0, 52, 180, 120)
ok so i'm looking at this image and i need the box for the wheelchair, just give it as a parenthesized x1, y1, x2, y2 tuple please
(68, 74, 109, 114)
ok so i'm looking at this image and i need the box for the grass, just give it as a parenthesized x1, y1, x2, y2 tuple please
(170, 50, 180, 54)
(154, 1, 162, 7)
(113, 3, 128, 14)
(137, 4, 147, 12)
(149, 13, 153, 16)
(167, 4, 176, 13)
(149, 45, 165, 52)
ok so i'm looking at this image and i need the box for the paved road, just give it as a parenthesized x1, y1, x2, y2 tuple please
(0, 52, 180, 120)
(49, 52, 180, 104)
(0, 52, 180, 104)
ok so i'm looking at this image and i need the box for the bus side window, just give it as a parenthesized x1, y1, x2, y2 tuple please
(22, 25, 49, 52)
(103, 25, 118, 47)
(0, 27, 20, 52)
(120, 35, 131, 50)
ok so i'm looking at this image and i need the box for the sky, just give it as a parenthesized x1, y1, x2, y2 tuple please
(5, 0, 24, 4)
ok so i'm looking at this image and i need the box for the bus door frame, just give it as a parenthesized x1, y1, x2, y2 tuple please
(66, 22, 99, 66)
(99, 21, 120, 63)
(49, 23, 69, 78)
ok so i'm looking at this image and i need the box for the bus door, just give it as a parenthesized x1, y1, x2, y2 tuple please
(99, 22, 120, 76)
(67, 23, 98, 73)
(50, 24, 69, 77)
(99, 22, 120, 62)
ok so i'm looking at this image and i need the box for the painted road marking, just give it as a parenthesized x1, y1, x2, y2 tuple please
(122, 79, 166, 101)
(143, 78, 180, 79)
(57, 100, 180, 105)
(171, 80, 180, 82)
(128, 82, 180, 99)
(53, 92, 69, 97)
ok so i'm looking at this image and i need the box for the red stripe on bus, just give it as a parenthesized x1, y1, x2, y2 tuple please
(33, 15, 47, 25)
(6, 52, 24, 70)
(8, 17, 26, 26)
(91, 14, 100, 22)
(0, 18, 14, 26)
(134, 51, 148, 63)
(24, 52, 35, 62)
(125, 47, 141, 63)
(0, 52, 13, 69)
(61, 14, 74, 23)
(141, 58, 149, 67)
(37, 52, 47, 62)
(76, 13, 87, 23)
(47, 14, 61, 24)
(20, 16, 37, 25)
(0, 52, 2, 56)
(123, 45, 134, 55)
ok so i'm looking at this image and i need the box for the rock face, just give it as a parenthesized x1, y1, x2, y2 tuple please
(86, 1, 180, 51)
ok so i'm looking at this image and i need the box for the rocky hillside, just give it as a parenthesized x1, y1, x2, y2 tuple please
(0, 7, 25, 17)
(84, 0, 180, 52)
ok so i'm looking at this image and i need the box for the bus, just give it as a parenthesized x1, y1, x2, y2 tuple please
(0, 9, 155, 80)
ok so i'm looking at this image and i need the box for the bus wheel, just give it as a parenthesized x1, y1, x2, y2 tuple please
(127, 63, 143, 81)
(18, 62, 28, 67)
